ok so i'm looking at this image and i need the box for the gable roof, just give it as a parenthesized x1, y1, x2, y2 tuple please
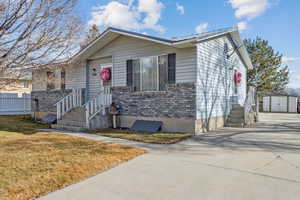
(29, 26, 253, 71)
(77, 27, 236, 57)
(77, 27, 253, 69)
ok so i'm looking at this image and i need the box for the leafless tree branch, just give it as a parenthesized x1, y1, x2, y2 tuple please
(0, 0, 82, 82)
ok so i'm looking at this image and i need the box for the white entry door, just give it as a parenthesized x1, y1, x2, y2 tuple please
(89, 57, 112, 100)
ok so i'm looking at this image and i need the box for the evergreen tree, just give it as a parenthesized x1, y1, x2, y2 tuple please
(244, 37, 289, 95)
(80, 24, 100, 49)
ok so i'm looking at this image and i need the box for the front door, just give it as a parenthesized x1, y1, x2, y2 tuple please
(271, 96, 287, 112)
(88, 57, 112, 100)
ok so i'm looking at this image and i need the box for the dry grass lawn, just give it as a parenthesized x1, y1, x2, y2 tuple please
(0, 116, 146, 200)
(90, 128, 193, 144)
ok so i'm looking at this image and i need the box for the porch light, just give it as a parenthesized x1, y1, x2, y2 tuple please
(92, 68, 97, 76)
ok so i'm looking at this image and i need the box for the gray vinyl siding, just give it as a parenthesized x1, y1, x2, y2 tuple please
(32, 70, 47, 91)
(196, 36, 247, 120)
(65, 63, 86, 90)
(90, 36, 197, 87)
(88, 57, 112, 99)
(32, 69, 62, 91)
(32, 63, 86, 92)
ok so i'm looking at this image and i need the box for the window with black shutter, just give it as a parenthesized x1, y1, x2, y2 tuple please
(126, 60, 133, 88)
(126, 53, 175, 92)
(133, 59, 140, 91)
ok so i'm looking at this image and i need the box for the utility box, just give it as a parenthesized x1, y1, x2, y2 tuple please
(263, 96, 298, 113)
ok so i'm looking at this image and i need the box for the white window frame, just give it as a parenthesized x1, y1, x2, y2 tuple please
(134, 54, 168, 92)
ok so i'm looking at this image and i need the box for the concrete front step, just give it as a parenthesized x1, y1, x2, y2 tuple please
(232, 104, 243, 108)
(227, 118, 244, 123)
(230, 109, 244, 114)
(225, 123, 244, 128)
(61, 108, 86, 121)
(57, 119, 86, 127)
(62, 115, 86, 122)
(229, 112, 244, 118)
(51, 124, 87, 132)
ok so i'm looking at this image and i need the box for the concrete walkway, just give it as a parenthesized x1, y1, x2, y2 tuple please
(40, 128, 165, 151)
(39, 113, 300, 200)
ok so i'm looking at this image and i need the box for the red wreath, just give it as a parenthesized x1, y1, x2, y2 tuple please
(99, 68, 111, 81)
(234, 71, 242, 83)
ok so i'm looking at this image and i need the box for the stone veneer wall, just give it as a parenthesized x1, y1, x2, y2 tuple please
(31, 89, 72, 113)
(111, 83, 196, 119)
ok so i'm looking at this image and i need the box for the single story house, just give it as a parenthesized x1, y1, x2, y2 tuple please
(0, 70, 32, 95)
(30, 27, 254, 134)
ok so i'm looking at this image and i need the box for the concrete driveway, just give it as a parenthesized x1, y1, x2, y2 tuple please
(39, 113, 300, 200)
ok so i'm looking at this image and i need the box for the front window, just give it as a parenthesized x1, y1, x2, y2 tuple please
(141, 57, 158, 91)
(133, 55, 168, 92)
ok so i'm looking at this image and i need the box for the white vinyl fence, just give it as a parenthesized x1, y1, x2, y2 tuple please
(0, 93, 31, 115)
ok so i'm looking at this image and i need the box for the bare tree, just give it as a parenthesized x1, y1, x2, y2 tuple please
(80, 24, 100, 49)
(0, 0, 82, 74)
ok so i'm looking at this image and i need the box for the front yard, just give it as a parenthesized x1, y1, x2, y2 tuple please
(0, 116, 146, 200)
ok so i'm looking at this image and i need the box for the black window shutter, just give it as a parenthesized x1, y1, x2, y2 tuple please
(133, 60, 140, 91)
(168, 53, 176, 84)
(126, 60, 133, 87)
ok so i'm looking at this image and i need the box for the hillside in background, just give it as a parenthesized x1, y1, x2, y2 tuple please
(285, 88, 300, 96)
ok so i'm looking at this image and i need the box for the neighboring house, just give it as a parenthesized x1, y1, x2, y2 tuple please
(29, 27, 254, 134)
(0, 77, 32, 95)
(0, 69, 32, 95)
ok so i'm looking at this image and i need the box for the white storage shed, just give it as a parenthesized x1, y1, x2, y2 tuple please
(263, 96, 298, 113)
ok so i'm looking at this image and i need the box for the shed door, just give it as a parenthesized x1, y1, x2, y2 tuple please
(271, 96, 287, 112)
(263, 96, 270, 112)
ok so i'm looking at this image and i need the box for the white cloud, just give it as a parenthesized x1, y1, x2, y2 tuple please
(237, 21, 248, 31)
(88, 0, 165, 33)
(282, 56, 299, 63)
(195, 23, 208, 34)
(176, 3, 185, 15)
(228, 0, 270, 20)
(88, 1, 140, 30)
(138, 0, 165, 33)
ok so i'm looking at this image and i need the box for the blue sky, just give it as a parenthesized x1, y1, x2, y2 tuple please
(76, 0, 300, 88)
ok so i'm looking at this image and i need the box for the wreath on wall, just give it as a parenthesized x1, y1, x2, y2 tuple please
(99, 68, 111, 81)
(234, 71, 242, 83)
